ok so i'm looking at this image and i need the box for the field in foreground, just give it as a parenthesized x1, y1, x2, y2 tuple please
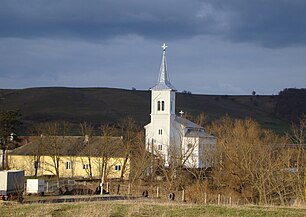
(0, 200, 305, 217)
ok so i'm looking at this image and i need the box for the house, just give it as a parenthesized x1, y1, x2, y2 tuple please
(7, 136, 130, 180)
(144, 44, 216, 168)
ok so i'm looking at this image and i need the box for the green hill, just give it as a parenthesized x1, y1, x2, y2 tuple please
(0, 87, 301, 134)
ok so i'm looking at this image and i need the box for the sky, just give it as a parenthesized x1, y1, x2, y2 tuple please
(0, 0, 306, 95)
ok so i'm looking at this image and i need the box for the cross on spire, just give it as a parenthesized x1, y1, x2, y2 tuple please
(161, 43, 168, 51)
(150, 43, 176, 91)
(179, 110, 184, 117)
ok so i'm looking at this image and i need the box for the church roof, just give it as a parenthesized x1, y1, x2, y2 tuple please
(185, 130, 214, 138)
(151, 43, 176, 91)
(8, 136, 125, 158)
(175, 116, 216, 138)
(175, 116, 203, 129)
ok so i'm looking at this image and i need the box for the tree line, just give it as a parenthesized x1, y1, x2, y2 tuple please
(275, 88, 306, 122)
(0, 109, 305, 205)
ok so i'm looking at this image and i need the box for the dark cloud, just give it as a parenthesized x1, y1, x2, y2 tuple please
(210, 0, 306, 47)
(0, 0, 211, 40)
(0, 1, 305, 94)
(1, 0, 306, 47)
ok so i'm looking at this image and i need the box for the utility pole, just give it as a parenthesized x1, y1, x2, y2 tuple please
(0, 138, 6, 170)
(100, 161, 107, 195)
(151, 139, 154, 181)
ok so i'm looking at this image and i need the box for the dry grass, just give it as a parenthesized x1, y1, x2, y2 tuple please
(0, 200, 305, 217)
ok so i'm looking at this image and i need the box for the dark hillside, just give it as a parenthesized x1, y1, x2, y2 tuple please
(176, 93, 287, 132)
(0, 87, 150, 133)
(275, 88, 306, 122)
(0, 87, 297, 134)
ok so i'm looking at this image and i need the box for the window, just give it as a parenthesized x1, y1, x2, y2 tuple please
(157, 101, 161, 111)
(161, 101, 165, 111)
(158, 144, 163, 150)
(83, 164, 89, 170)
(66, 161, 72, 170)
(158, 129, 162, 135)
(147, 139, 150, 149)
(115, 165, 121, 171)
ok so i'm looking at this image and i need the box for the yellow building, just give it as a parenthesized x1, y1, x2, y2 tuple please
(8, 136, 130, 180)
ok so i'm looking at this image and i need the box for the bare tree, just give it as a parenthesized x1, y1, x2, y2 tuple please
(29, 135, 44, 177)
(80, 122, 94, 179)
(194, 112, 208, 127)
(129, 135, 150, 184)
(0, 110, 22, 170)
(119, 117, 143, 181)
(207, 116, 291, 205)
(97, 124, 117, 192)
(287, 114, 306, 203)
(39, 121, 71, 182)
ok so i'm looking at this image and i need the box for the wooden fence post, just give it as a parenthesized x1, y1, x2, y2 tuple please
(217, 194, 221, 205)
(106, 182, 109, 193)
(182, 189, 186, 202)
(204, 192, 207, 204)
(156, 187, 160, 198)
(117, 184, 120, 195)
(128, 183, 131, 195)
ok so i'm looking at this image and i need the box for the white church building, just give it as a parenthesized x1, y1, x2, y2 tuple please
(144, 44, 216, 169)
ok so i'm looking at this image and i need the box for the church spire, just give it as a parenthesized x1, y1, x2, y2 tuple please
(158, 43, 168, 83)
(151, 43, 176, 91)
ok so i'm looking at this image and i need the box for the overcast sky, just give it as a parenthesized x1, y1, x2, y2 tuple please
(0, 0, 305, 95)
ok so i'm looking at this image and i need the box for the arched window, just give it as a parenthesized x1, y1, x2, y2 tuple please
(158, 129, 162, 135)
(157, 101, 161, 111)
(162, 101, 165, 111)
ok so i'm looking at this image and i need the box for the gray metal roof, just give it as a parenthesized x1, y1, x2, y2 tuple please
(151, 44, 176, 91)
(175, 116, 203, 129)
(9, 136, 125, 158)
(175, 116, 217, 138)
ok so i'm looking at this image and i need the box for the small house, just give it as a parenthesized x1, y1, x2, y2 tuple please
(8, 136, 130, 180)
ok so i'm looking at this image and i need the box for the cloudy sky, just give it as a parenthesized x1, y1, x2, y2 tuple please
(0, 0, 305, 94)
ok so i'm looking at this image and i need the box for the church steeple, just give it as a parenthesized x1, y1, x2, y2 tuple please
(151, 43, 176, 91)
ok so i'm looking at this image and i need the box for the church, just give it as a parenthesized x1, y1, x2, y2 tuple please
(144, 44, 216, 169)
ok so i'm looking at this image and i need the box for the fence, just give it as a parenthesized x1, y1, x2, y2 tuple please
(105, 182, 244, 205)
(32, 180, 253, 205)
(44, 180, 76, 194)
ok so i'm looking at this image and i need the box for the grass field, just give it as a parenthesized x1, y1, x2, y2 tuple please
(0, 200, 305, 217)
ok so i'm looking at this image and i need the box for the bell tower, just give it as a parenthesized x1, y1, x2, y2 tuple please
(149, 43, 176, 166)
